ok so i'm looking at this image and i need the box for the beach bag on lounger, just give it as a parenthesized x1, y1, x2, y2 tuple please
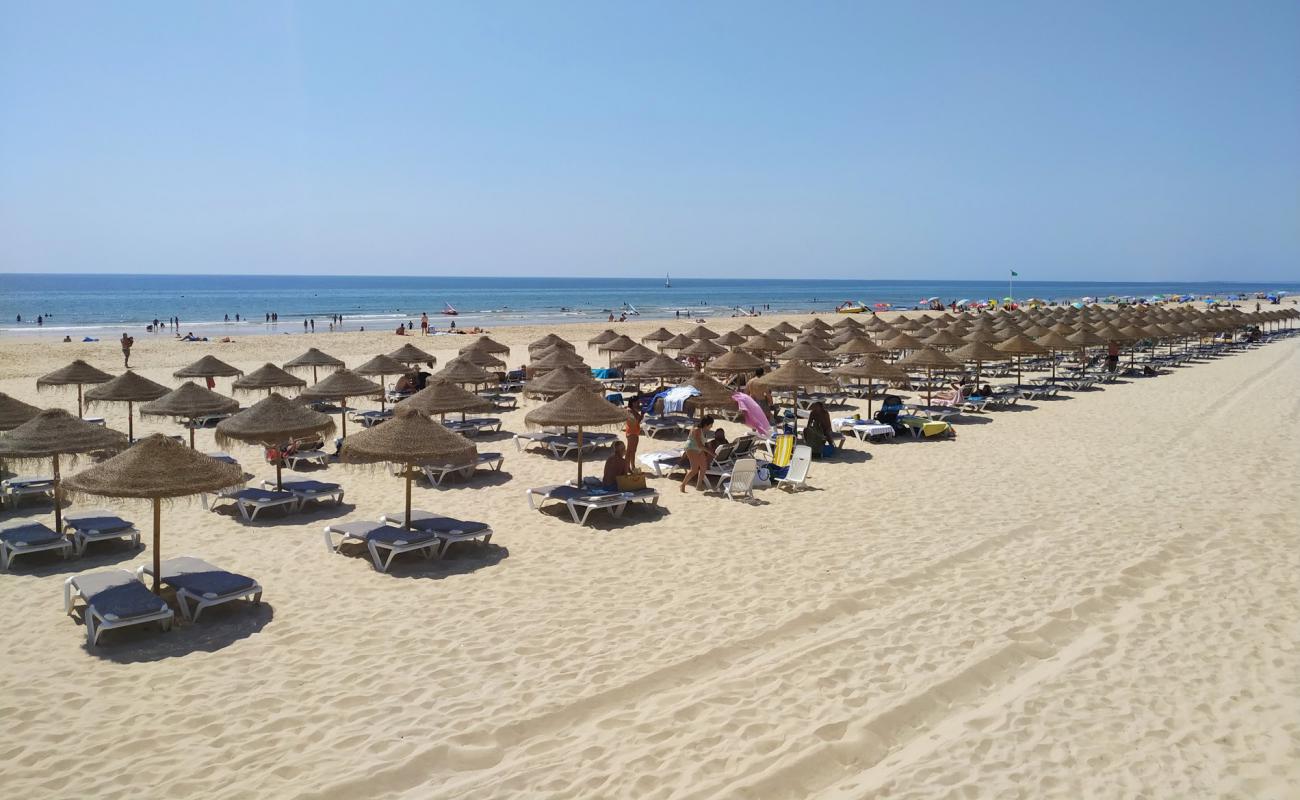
(616, 473, 647, 492)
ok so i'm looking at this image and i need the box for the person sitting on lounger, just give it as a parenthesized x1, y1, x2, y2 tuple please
(602, 441, 631, 490)
(706, 428, 728, 457)
(804, 401, 836, 456)
(393, 372, 418, 395)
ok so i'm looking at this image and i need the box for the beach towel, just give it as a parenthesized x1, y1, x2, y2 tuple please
(662, 386, 699, 414)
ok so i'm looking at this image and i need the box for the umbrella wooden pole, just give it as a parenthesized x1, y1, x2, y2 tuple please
(189, 425, 196, 449)
(576, 427, 585, 483)
(77, 385, 84, 418)
(404, 466, 413, 529)
(380, 375, 388, 410)
(52, 456, 62, 534)
(866, 379, 873, 417)
(128, 401, 134, 442)
(340, 400, 348, 439)
(150, 497, 161, 594)
(926, 369, 933, 407)
(275, 459, 283, 490)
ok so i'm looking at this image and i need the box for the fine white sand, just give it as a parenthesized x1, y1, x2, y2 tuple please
(1, 316, 1297, 799)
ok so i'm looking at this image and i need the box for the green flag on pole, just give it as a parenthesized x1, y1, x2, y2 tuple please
(1010, 270, 1019, 276)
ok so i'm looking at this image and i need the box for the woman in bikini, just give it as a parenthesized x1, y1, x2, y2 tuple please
(679, 414, 716, 493)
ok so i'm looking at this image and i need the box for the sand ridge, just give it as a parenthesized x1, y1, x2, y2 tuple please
(0, 315, 1296, 799)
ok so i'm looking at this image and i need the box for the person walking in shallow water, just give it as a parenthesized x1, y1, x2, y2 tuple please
(120, 332, 134, 367)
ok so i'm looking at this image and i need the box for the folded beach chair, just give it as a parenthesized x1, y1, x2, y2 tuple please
(63, 510, 141, 556)
(377, 510, 493, 556)
(0, 475, 56, 510)
(136, 556, 262, 621)
(260, 479, 344, 509)
(526, 484, 660, 525)
(416, 452, 505, 486)
(718, 458, 758, 500)
(215, 487, 300, 521)
(756, 434, 796, 468)
(64, 569, 173, 645)
(323, 521, 442, 572)
(637, 450, 685, 477)
(776, 445, 813, 491)
(0, 521, 73, 569)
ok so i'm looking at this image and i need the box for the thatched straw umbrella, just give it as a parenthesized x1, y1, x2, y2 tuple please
(802, 318, 832, 332)
(742, 334, 785, 355)
(763, 326, 793, 343)
(685, 324, 720, 340)
(529, 334, 576, 354)
(460, 336, 510, 356)
(611, 343, 657, 366)
(830, 337, 885, 359)
(459, 348, 507, 370)
(300, 369, 383, 439)
(340, 406, 477, 530)
(283, 348, 345, 383)
(704, 348, 766, 376)
(596, 334, 637, 365)
(387, 343, 438, 366)
(84, 371, 171, 441)
(342, 405, 477, 530)
(1064, 328, 1109, 372)
(37, 360, 113, 419)
(832, 356, 906, 416)
(588, 329, 619, 346)
(435, 357, 494, 387)
(0, 392, 41, 432)
(687, 371, 739, 416)
(898, 347, 962, 406)
(232, 363, 306, 397)
(679, 338, 728, 363)
(64, 435, 243, 593)
(140, 382, 241, 448)
(0, 409, 129, 532)
(529, 348, 587, 374)
(755, 360, 836, 422)
(524, 365, 602, 399)
(216, 394, 336, 489)
(773, 321, 800, 335)
(921, 329, 966, 350)
(658, 333, 695, 353)
(524, 388, 630, 482)
(777, 341, 832, 363)
(353, 354, 410, 410)
(626, 354, 694, 383)
(831, 316, 865, 330)
(173, 355, 243, 390)
(733, 323, 762, 337)
(1032, 331, 1076, 380)
(995, 334, 1048, 386)
(950, 340, 1006, 386)
(403, 381, 491, 421)
(640, 328, 674, 345)
(882, 332, 925, 353)
(715, 331, 747, 347)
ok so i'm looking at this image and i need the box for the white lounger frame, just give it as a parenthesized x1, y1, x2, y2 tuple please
(64, 572, 173, 646)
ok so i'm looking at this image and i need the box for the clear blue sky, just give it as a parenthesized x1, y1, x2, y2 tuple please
(2, 1, 1297, 280)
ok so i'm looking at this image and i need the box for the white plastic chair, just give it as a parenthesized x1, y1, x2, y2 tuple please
(776, 445, 812, 491)
(720, 458, 758, 500)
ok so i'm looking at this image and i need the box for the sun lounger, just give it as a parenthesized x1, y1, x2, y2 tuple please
(0, 475, 56, 509)
(185, 411, 234, 429)
(513, 432, 615, 459)
(349, 409, 392, 428)
(832, 417, 897, 441)
(64, 569, 173, 645)
(526, 484, 660, 525)
(323, 521, 442, 572)
(446, 417, 502, 436)
(415, 452, 505, 486)
(775, 445, 813, 491)
(135, 556, 261, 621)
(897, 415, 954, 439)
(216, 487, 300, 521)
(283, 449, 330, 469)
(62, 511, 141, 556)
(260, 479, 344, 509)
(642, 414, 693, 438)
(1, 521, 73, 569)
(377, 510, 493, 556)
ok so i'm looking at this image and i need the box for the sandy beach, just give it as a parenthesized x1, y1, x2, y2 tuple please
(1, 314, 1297, 799)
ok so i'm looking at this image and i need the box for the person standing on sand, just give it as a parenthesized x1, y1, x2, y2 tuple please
(420, 312, 429, 335)
(679, 415, 715, 493)
(120, 332, 134, 367)
(625, 395, 644, 470)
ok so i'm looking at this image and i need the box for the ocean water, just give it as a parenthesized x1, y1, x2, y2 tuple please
(0, 274, 1295, 338)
